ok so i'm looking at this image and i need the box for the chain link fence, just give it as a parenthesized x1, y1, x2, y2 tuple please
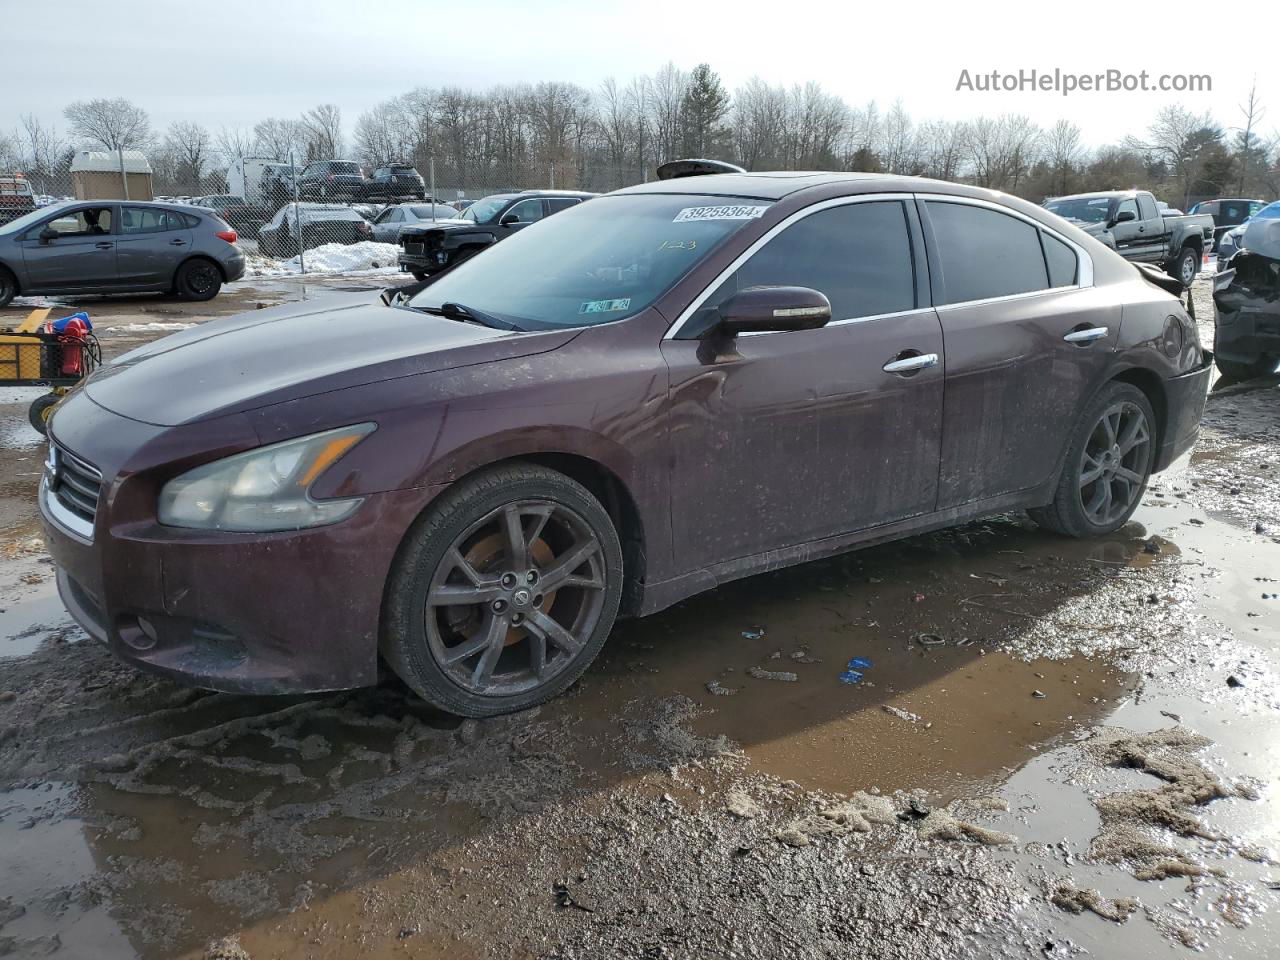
(1, 151, 607, 281)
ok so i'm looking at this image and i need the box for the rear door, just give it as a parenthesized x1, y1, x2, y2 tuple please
(920, 198, 1120, 508)
(19, 205, 119, 291)
(116, 207, 193, 287)
(661, 197, 943, 568)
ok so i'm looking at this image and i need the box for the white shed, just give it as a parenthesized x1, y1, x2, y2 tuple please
(70, 150, 154, 201)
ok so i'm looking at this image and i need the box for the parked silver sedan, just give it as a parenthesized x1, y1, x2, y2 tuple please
(368, 203, 466, 244)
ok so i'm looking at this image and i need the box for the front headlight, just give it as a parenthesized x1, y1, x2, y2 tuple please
(158, 424, 375, 532)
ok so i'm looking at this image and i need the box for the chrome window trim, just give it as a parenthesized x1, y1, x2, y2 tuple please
(662, 191, 1097, 339)
(663, 193, 916, 340)
(919, 194, 1094, 291)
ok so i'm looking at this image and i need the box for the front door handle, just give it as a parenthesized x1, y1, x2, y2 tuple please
(1063, 326, 1109, 343)
(95, 241, 113, 250)
(882, 352, 939, 374)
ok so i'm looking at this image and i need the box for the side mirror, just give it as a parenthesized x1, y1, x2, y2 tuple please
(716, 286, 832, 336)
(500, 213, 520, 226)
(39, 227, 58, 243)
(1109, 210, 1136, 227)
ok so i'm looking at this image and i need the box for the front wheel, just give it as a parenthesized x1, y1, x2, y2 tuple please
(382, 463, 624, 717)
(1029, 382, 1156, 537)
(1169, 246, 1199, 287)
(0, 266, 16, 308)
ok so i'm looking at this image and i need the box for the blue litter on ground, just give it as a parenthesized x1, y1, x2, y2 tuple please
(838, 669, 864, 685)
(741, 626, 765, 640)
(847, 656, 873, 670)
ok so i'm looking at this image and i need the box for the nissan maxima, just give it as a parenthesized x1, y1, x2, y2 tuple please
(39, 170, 1212, 717)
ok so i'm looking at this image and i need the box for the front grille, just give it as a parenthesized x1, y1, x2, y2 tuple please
(404, 242, 425, 255)
(50, 444, 102, 525)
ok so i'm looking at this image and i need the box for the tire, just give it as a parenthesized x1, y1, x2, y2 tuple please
(411, 270, 427, 282)
(28, 393, 58, 435)
(1168, 246, 1198, 287)
(0, 265, 16, 308)
(1215, 354, 1278, 382)
(382, 463, 624, 717)
(174, 258, 222, 301)
(1029, 382, 1157, 537)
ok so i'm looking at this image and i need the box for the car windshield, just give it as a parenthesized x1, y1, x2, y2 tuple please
(408, 193, 772, 331)
(1045, 197, 1112, 223)
(330, 162, 361, 175)
(409, 205, 456, 219)
(459, 195, 513, 223)
(391, 167, 417, 174)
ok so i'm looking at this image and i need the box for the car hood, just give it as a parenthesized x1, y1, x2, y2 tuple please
(84, 293, 579, 427)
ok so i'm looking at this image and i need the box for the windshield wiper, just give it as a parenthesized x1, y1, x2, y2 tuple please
(414, 301, 522, 331)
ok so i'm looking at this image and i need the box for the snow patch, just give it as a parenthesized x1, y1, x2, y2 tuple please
(244, 242, 402, 278)
(103, 322, 196, 334)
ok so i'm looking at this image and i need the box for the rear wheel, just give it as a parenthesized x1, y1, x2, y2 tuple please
(1170, 246, 1199, 287)
(382, 463, 623, 717)
(411, 270, 428, 282)
(1030, 382, 1156, 537)
(174, 258, 222, 301)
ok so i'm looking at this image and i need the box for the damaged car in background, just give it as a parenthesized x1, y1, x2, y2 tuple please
(39, 168, 1212, 718)
(1213, 217, 1280, 381)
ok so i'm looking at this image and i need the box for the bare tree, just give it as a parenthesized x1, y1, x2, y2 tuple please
(650, 62, 688, 164)
(1045, 119, 1083, 195)
(968, 114, 1041, 191)
(1235, 79, 1266, 195)
(164, 121, 210, 194)
(301, 104, 343, 160)
(215, 126, 256, 165)
(253, 117, 306, 162)
(63, 97, 151, 151)
(18, 114, 67, 194)
(1126, 105, 1216, 209)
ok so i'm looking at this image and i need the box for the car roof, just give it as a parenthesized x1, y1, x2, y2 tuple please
(1047, 190, 1134, 202)
(515, 189, 598, 198)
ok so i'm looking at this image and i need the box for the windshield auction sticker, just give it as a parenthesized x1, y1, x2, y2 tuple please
(579, 298, 632, 315)
(672, 205, 768, 223)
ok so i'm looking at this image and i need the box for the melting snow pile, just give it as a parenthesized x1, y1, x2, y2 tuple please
(244, 242, 401, 277)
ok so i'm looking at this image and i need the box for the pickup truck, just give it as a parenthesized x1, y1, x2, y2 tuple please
(398, 190, 596, 280)
(0, 176, 36, 225)
(1044, 190, 1215, 287)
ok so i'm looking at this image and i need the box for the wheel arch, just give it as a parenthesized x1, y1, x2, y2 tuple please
(1109, 366, 1167, 451)
(0, 258, 20, 293)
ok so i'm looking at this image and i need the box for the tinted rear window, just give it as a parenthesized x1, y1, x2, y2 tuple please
(391, 166, 417, 173)
(926, 201, 1048, 303)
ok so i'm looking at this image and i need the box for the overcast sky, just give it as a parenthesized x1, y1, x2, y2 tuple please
(6, 0, 1272, 149)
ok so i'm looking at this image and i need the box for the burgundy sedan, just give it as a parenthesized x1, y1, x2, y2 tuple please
(40, 171, 1212, 717)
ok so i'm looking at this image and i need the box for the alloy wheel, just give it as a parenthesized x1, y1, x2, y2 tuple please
(1077, 400, 1152, 526)
(424, 499, 607, 696)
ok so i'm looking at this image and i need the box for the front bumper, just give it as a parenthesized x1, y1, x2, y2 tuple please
(1213, 299, 1280, 364)
(39, 398, 442, 694)
(1152, 349, 1214, 472)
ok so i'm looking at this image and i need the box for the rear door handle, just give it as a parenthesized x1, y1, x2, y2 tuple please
(882, 352, 939, 374)
(169, 238, 187, 246)
(95, 241, 113, 250)
(1063, 326, 1109, 343)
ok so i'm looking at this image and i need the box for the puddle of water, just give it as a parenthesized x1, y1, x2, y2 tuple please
(0, 574, 68, 659)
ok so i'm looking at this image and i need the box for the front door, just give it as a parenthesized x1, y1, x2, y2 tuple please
(500, 198, 545, 234)
(116, 206, 193, 287)
(661, 198, 944, 570)
(920, 198, 1121, 508)
(19, 205, 119, 291)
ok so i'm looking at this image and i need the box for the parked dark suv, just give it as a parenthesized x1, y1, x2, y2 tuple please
(297, 160, 367, 201)
(364, 164, 427, 201)
(398, 189, 595, 279)
(40, 170, 1211, 718)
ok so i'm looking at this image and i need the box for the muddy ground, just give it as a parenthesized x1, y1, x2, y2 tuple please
(0, 274, 1278, 960)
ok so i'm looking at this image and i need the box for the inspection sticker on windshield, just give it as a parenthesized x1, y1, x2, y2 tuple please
(673, 205, 768, 223)
(579, 298, 632, 315)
